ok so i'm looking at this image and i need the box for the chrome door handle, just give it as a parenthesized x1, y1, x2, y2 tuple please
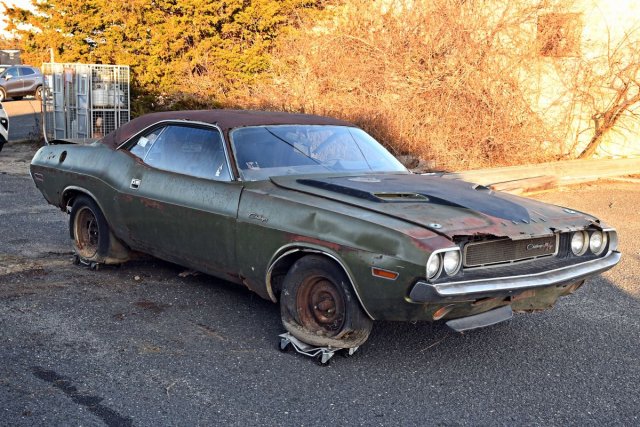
(130, 178, 141, 189)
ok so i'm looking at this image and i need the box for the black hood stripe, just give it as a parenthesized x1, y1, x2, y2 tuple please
(297, 175, 532, 223)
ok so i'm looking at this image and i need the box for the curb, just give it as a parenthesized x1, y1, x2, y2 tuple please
(443, 157, 640, 194)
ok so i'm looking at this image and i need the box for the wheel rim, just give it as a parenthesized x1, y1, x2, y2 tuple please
(296, 276, 346, 336)
(74, 206, 99, 258)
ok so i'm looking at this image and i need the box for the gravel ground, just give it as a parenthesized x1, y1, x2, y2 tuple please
(1, 143, 638, 426)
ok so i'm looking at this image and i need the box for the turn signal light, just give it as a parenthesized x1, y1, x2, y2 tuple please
(371, 268, 399, 280)
(432, 305, 455, 320)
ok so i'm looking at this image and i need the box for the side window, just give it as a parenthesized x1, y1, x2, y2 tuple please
(4, 67, 19, 79)
(128, 125, 230, 181)
(129, 127, 164, 159)
(21, 68, 35, 76)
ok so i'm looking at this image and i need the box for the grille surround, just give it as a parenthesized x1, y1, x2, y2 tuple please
(463, 235, 559, 268)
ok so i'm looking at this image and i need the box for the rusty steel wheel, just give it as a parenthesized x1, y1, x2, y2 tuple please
(280, 255, 373, 348)
(69, 196, 111, 263)
(296, 275, 347, 335)
(74, 206, 100, 259)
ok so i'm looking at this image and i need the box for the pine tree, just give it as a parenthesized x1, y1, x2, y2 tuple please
(2, 0, 322, 111)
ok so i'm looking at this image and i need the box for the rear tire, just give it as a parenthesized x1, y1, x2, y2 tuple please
(69, 195, 129, 265)
(35, 86, 42, 101)
(280, 255, 373, 348)
(70, 196, 111, 263)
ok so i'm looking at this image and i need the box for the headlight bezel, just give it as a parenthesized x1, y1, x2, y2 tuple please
(426, 247, 462, 281)
(588, 230, 608, 256)
(426, 253, 442, 280)
(570, 229, 612, 257)
(570, 230, 589, 256)
(443, 250, 462, 276)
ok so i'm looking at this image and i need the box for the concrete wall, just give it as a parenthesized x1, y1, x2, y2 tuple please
(521, 0, 640, 157)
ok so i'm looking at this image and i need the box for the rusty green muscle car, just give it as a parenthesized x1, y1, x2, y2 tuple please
(30, 110, 621, 349)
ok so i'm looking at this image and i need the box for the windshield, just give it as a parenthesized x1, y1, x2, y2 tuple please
(231, 125, 407, 181)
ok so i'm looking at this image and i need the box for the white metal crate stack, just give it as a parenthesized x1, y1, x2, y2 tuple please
(41, 63, 130, 143)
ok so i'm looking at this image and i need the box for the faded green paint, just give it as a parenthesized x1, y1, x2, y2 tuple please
(30, 138, 618, 324)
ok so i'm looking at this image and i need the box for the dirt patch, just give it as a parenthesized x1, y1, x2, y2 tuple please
(134, 299, 170, 314)
(0, 254, 43, 276)
(0, 141, 41, 175)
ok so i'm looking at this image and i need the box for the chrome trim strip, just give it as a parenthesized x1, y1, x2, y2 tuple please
(604, 229, 618, 251)
(266, 245, 375, 320)
(62, 185, 102, 210)
(411, 250, 621, 301)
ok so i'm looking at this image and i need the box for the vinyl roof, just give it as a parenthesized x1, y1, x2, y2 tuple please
(100, 109, 353, 149)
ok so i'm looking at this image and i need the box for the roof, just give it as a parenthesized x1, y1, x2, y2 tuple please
(100, 109, 354, 149)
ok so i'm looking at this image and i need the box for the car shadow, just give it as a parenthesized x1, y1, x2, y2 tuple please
(123, 256, 638, 364)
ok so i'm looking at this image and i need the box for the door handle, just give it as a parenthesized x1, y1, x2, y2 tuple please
(130, 178, 141, 189)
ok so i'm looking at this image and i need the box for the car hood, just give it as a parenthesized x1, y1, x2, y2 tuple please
(270, 173, 601, 240)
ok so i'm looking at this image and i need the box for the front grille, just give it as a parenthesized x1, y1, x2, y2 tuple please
(463, 235, 558, 267)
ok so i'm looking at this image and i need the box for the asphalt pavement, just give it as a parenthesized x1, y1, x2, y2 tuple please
(1, 99, 42, 143)
(0, 142, 638, 426)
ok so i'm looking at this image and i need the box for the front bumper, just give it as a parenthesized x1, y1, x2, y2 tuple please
(409, 250, 621, 303)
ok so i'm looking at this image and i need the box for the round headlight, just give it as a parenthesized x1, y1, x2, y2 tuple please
(426, 254, 441, 279)
(589, 231, 607, 255)
(443, 250, 461, 276)
(571, 231, 589, 256)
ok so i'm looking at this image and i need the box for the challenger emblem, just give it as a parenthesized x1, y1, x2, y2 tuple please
(526, 242, 554, 251)
(249, 213, 269, 223)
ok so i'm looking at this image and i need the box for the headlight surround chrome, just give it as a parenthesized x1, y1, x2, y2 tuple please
(589, 230, 607, 255)
(570, 231, 589, 256)
(443, 250, 462, 276)
(426, 253, 441, 279)
(426, 247, 461, 280)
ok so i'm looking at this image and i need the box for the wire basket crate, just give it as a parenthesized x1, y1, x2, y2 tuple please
(41, 63, 130, 143)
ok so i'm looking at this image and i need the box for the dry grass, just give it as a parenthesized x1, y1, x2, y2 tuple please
(245, 0, 561, 170)
(180, 0, 640, 170)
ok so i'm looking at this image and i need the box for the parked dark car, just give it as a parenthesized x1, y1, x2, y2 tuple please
(29, 110, 621, 351)
(0, 65, 43, 102)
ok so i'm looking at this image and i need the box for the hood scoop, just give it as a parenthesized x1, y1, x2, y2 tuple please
(373, 192, 429, 202)
(297, 179, 429, 203)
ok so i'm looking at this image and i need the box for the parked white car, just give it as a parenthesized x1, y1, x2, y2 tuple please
(0, 102, 8, 151)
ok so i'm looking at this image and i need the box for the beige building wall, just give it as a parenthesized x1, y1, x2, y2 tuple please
(377, 0, 640, 158)
(516, 0, 640, 157)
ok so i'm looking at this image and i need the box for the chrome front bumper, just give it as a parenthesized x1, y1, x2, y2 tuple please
(409, 251, 621, 303)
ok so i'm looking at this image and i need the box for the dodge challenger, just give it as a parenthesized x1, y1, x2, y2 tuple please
(30, 110, 621, 349)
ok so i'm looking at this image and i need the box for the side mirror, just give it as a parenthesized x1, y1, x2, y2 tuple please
(3, 75, 11, 81)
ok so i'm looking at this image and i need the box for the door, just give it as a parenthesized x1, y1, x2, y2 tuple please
(115, 123, 242, 275)
(1, 67, 23, 97)
(20, 67, 39, 94)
